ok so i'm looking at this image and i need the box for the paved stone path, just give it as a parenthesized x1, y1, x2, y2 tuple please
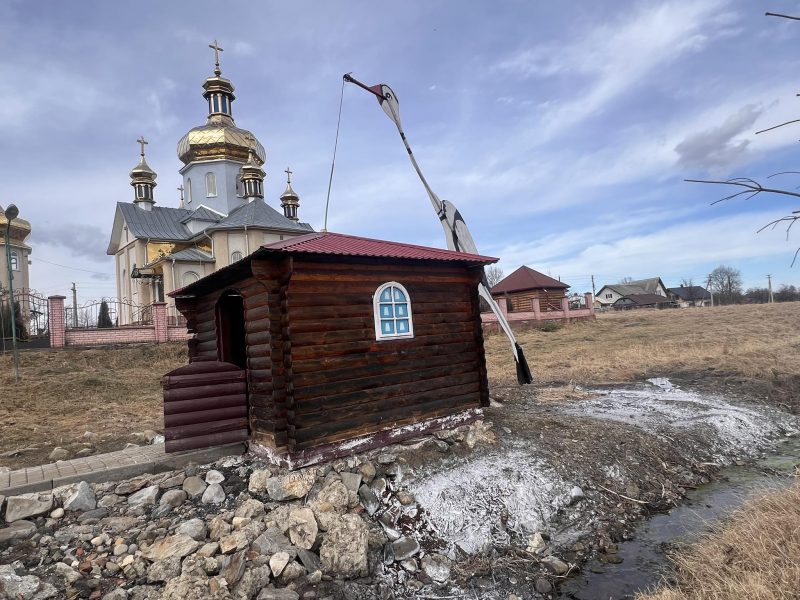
(0, 442, 245, 496)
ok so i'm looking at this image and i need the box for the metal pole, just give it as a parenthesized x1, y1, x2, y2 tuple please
(5, 218, 19, 381)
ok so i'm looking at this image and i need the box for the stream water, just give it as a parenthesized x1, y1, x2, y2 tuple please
(558, 436, 800, 600)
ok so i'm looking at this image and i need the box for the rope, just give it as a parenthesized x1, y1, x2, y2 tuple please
(323, 76, 346, 232)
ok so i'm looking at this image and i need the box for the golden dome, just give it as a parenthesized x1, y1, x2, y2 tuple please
(0, 205, 32, 243)
(177, 116, 266, 165)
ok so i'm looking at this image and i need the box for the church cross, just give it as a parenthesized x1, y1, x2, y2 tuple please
(209, 40, 224, 74)
(137, 136, 148, 157)
(285, 167, 292, 183)
(177, 185, 184, 199)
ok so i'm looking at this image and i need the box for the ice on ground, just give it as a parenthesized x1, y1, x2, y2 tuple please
(566, 378, 799, 459)
(410, 449, 568, 555)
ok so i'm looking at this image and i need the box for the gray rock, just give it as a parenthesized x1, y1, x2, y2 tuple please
(127, 485, 159, 506)
(142, 534, 200, 561)
(339, 472, 362, 493)
(159, 474, 185, 490)
(201, 483, 225, 504)
(252, 527, 296, 558)
(540, 556, 570, 575)
(257, 588, 299, 600)
(357, 485, 380, 516)
(115, 478, 147, 495)
(102, 589, 128, 600)
(0, 520, 36, 543)
(75, 447, 93, 457)
(4, 493, 53, 522)
(358, 462, 376, 484)
(221, 549, 247, 585)
(391, 536, 420, 561)
(181, 476, 207, 499)
(569, 486, 585, 504)
(234, 565, 271, 599)
(296, 548, 322, 573)
(287, 507, 318, 550)
(266, 469, 317, 501)
(159, 489, 187, 508)
(176, 518, 207, 541)
(54, 562, 81, 584)
(248, 469, 270, 494)
(48, 447, 69, 461)
(98, 494, 122, 508)
(421, 553, 452, 583)
(535, 577, 553, 594)
(77, 507, 109, 523)
(0, 564, 42, 599)
(278, 561, 305, 583)
(49, 508, 64, 519)
(269, 551, 291, 577)
(395, 490, 415, 506)
(204, 469, 225, 484)
(319, 514, 368, 579)
(147, 557, 181, 583)
(63, 481, 96, 512)
(234, 498, 265, 519)
(377, 453, 396, 465)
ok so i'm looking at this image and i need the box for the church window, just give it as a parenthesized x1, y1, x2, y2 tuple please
(230, 251, 243, 263)
(374, 282, 413, 340)
(10, 251, 18, 271)
(186, 178, 192, 203)
(206, 172, 217, 197)
(182, 271, 199, 287)
(236, 174, 243, 197)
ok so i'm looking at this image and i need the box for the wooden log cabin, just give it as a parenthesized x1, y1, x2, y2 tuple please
(162, 231, 496, 467)
(490, 266, 569, 312)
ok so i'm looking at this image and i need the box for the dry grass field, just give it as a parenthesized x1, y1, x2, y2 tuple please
(0, 302, 798, 469)
(485, 302, 800, 409)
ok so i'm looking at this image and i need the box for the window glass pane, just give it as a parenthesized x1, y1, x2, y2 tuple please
(393, 287, 406, 301)
(380, 288, 392, 302)
(395, 303, 408, 317)
(380, 304, 393, 318)
(382, 320, 395, 334)
(396, 319, 409, 333)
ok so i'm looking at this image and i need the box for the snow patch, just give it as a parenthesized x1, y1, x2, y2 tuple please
(410, 450, 568, 555)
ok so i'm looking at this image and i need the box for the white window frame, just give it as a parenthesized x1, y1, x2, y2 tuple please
(10, 251, 18, 271)
(206, 172, 217, 197)
(230, 251, 243, 263)
(182, 271, 199, 287)
(186, 178, 192, 203)
(373, 281, 414, 340)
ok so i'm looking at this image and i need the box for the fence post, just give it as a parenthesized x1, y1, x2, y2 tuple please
(532, 298, 541, 320)
(561, 297, 571, 316)
(153, 302, 168, 343)
(497, 296, 508, 316)
(585, 293, 595, 314)
(48, 295, 66, 348)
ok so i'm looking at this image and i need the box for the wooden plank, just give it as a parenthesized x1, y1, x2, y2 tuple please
(165, 429, 249, 453)
(163, 382, 246, 403)
(165, 405, 248, 427)
(165, 417, 249, 441)
(290, 271, 476, 284)
(292, 337, 475, 361)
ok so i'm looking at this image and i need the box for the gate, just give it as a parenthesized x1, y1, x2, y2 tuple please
(162, 358, 249, 452)
(1, 289, 49, 349)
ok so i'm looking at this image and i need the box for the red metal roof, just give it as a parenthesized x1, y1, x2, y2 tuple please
(490, 265, 569, 294)
(259, 232, 497, 264)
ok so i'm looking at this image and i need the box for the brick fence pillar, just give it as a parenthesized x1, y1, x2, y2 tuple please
(532, 298, 541, 320)
(585, 293, 595, 314)
(497, 296, 508, 315)
(48, 295, 66, 348)
(153, 302, 168, 343)
(561, 296, 571, 316)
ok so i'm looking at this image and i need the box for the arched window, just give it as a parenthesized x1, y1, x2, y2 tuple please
(182, 271, 199, 287)
(206, 172, 217, 197)
(10, 251, 18, 271)
(374, 282, 413, 340)
(230, 251, 243, 263)
(186, 178, 192, 203)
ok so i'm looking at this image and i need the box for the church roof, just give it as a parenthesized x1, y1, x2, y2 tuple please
(206, 199, 313, 233)
(118, 203, 192, 240)
(180, 206, 223, 224)
(166, 248, 215, 262)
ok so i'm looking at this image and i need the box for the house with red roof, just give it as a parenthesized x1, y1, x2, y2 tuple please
(163, 231, 495, 466)
(490, 266, 570, 313)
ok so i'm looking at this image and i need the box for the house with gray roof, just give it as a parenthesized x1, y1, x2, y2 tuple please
(107, 51, 313, 324)
(594, 277, 669, 308)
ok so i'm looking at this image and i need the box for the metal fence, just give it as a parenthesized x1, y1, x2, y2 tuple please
(65, 298, 152, 329)
(167, 305, 187, 327)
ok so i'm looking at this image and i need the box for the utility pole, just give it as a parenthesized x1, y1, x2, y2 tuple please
(706, 274, 714, 308)
(767, 274, 774, 303)
(71, 282, 78, 327)
(4, 204, 20, 381)
(591, 274, 596, 300)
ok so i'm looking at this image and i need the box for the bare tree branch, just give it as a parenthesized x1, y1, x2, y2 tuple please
(685, 178, 800, 202)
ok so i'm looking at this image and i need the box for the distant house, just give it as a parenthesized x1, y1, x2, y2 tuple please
(491, 266, 569, 312)
(613, 294, 676, 310)
(595, 277, 669, 308)
(668, 285, 712, 308)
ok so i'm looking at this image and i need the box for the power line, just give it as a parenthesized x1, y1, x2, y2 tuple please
(33, 257, 112, 277)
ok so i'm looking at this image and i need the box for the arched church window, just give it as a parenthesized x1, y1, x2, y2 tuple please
(374, 282, 414, 340)
(10, 251, 18, 271)
(186, 178, 192, 204)
(230, 251, 243, 263)
(206, 172, 217, 197)
(182, 271, 199, 287)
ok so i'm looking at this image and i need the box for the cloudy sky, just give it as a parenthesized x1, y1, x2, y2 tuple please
(4, 0, 800, 301)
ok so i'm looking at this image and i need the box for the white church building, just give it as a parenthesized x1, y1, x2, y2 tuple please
(107, 42, 311, 324)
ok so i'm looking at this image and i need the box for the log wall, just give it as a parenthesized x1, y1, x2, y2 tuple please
(504, 289, 566, 312)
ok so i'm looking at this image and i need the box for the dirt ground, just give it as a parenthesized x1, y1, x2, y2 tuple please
(0, 303, 798, 471)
